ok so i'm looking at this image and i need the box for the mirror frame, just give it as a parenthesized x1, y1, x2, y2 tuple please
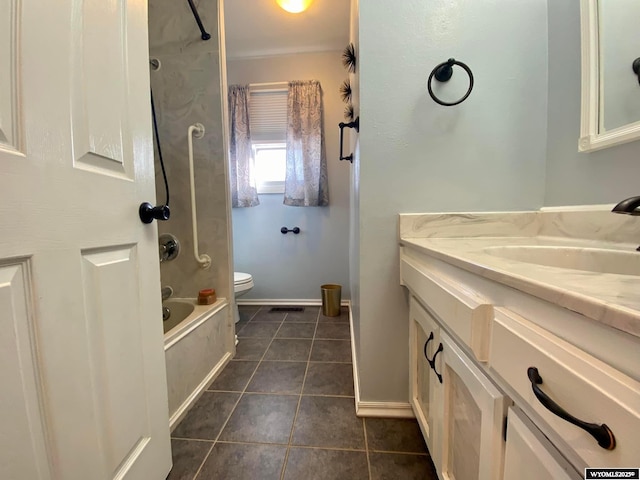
(579, 0, 640, 152)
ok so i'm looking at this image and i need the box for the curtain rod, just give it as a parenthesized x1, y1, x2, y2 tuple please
(249, 81, 288, 89)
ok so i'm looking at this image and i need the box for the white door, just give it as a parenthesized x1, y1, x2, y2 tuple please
(440, 333, 508, 480)
(0, 0, 172, 479)
(409, 297, 444, 472)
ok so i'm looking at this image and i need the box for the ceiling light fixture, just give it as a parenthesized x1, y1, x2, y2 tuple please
(276, 0, 313, 14)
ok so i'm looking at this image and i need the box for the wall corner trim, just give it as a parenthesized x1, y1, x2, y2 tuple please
(355, 401, 415, 419)
(349, 305, 415, 419)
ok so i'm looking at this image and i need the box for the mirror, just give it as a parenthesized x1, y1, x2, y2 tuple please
(579, 0, 640, 152)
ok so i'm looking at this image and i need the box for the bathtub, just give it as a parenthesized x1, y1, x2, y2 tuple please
(163, 298, 224, 347)
(163, 300, 194, 334)
(162, 298, 233, 429)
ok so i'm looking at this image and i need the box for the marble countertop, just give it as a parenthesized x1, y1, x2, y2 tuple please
(399, 210, 640, 338)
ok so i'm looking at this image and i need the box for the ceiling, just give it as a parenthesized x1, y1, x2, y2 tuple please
(223, 0, 350, 59)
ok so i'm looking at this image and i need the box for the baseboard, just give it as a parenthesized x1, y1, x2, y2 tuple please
(349, 306, 415, 419)
(238, 299, 350, 307)
(169, 351, 232, 432)
(355, 401, 415, 418)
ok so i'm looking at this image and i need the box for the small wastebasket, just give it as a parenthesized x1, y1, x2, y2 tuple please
(321, 284, 342, 317)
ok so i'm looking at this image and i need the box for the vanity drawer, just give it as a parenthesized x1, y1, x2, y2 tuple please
(489, 308, 640, 469)
(400, 254, 493, 361)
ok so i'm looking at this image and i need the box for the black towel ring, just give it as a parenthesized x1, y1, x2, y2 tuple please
(427, 58, 474, 106)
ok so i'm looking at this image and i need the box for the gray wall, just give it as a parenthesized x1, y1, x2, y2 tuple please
(227, 52, 351, 301)
(149, 0, 233, 301)
(544, 0, 640, 207)
(354, 0, 549, 403)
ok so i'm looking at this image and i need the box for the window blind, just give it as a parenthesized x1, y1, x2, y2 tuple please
(249, 89, 288, 143)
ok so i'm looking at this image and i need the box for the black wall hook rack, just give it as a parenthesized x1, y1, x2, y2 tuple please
(281, 227, 301, 235)
(427, 58, 474, 106)
(186, 0, 211, 40)
(339, 117, 359, 163)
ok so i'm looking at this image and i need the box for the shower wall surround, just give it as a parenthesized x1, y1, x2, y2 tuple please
(148, 0, 233, 302)
(148, 0, 234, 426)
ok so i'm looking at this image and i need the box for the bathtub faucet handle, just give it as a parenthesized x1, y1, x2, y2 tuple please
(161, 286, 173, 301)
(159, 234, 180, 262)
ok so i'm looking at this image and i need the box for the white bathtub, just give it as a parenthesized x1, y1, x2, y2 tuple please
(163, 299, 194, 334)
(162, 298, 233, 429)
(162, 298, 226, 348)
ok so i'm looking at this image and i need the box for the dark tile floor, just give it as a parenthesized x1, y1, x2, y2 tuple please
(167, 305, 438, 480)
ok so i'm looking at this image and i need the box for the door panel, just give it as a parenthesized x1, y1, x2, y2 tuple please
(446, 366, 482, 480)
(409, 296, 444, 471)
(0, 260, 52, 480)
(81, 246, 151, 473)
(71, 0, 132, 178)
(0, 0, 20, 152)
(416, 322, 431, 426)
(441, 333, 507, 480)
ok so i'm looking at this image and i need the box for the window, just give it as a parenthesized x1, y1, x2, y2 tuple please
(249, 88, 287, 194)
(253, 143, 286, 194)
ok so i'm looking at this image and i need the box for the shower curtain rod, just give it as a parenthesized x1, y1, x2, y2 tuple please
(186, 0, 211, 40)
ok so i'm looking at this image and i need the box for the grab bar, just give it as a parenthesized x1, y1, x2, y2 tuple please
(188, 123, 211, 269)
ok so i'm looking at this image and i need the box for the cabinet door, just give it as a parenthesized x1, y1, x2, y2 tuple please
(503, 407, 580, 480)
(441, 333, 507, 480)
(409, 297, 443, 470)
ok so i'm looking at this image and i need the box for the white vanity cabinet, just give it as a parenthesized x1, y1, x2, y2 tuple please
(409, 297, 507, 480)
(401, 244, 640, 479)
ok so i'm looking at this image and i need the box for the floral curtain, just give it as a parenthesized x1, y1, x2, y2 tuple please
(284, 80, 329, 206)
(228, 84, 259, 208)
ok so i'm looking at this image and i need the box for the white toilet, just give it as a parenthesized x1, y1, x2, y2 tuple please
(234, 272, 254, 324)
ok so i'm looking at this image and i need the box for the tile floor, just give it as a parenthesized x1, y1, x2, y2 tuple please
(167, 305, 438, 480)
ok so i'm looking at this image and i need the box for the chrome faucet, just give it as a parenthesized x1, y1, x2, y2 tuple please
(612, 196, 640, 216)
(161, 286, 173, 301)
(159, 234, 180, 263)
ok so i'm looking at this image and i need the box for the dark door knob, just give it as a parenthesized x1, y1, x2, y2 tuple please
(139, 202, 170, 224)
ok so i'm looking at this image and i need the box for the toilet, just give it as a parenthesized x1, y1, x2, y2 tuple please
(234, 272, 254, 323)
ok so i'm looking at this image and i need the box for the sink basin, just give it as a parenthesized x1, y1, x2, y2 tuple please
(482, 245, 640, 276)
